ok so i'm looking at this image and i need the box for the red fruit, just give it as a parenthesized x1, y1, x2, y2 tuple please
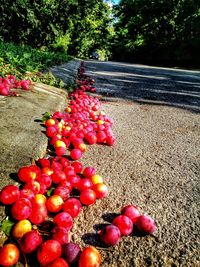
(20, 230, 42, 254)
(58, 180, 72, 192)
(51, 170, 66, 184)
(37, 174, 52, 188)
(0, 185, 20, 205)
(78, 178, 93, 191)
(80, 189, 96, 206)
(100, 225, 121, 246)
(106, 135, 116, 146)
(46, 195, 64, 213)
(63, 242, 81, 265)
(37, 158, 50, 168)
(63, 198, 82, 218)
(11, 198, 32, 220)
(70, 149, 82, 160)
(136, 215, 157, 235)
(79, 246, 101, 267)
(41, 166, 54, 176)
(46, 126, 57, 137)
(47, 258, 69, 267)
(52, 227, 70, 245)
(96, 131, 107, 143)
(67, 175, 81, 188)
(121, 205, 140, 223)
(18, 165, 40, 183)
(53, 212, 73, 231)
(112, 215, 133, 236)
(37, 239, 62, 266)
(83, 167, 96, 178)
(71, 161, 83, 173)
(23, 180, 40, 194)
(29, 202, 47, 225)
(64, 166, 76, 177)
(0, 244, 20, 266)
(53, 186, 70, 201)
(92, 183, 109, 199)
(85, 132, 97, 145)
(20, 189, 34, 200)
(55, 147, 66, 156)
(59, 158, 70, 168)
(45, 119, 56, 127)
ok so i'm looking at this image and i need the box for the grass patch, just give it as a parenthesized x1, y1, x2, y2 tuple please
(0, 42, 72, 87)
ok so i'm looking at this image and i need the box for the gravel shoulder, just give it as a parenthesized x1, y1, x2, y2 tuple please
(71, 60, 200, 266)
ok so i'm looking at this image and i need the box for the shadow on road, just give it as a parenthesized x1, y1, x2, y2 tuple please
(86, 61, 200, 113)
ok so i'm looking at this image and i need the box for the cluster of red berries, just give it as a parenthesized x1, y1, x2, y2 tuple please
(0, 62, 110, 267)
(76, 77, 96, 93)
(100, 205, 157, 247)
(45, 79, 116, 159)
(0, 75, 30, 96)
(0, 61, 157, 267)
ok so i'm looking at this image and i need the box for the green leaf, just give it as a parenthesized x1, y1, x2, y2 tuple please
(1, 217, 15, 236)
(42, 111, 51, 123)
(46, 187, 55, 197)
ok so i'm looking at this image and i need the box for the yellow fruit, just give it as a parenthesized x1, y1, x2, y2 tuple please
(54, 140, 66, 149)
(34, 194, 46, 204)
(90, 174, 103, 184)
(97, 120, 104, 125)
(12, 219, 32, 239)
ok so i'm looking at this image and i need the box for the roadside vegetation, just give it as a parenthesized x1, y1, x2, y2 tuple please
(0, 42, 71, 87)
(0, 0, 199, 84)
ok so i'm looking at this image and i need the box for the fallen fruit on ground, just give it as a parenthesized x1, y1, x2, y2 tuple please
(63, 242, 81, 265)
(0, 243, 20, 267)
(100, 225, 121, 247)
(78, 246, 102, 267)
(112, 215, 133, 236)
(37, 239, 62, 266)
(136, 215, 157, 235)
(12, 219, 32, 239)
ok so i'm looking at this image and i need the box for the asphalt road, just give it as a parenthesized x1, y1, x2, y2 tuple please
(73, 61, 200, 266)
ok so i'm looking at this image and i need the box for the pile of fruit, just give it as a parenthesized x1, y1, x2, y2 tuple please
(0, 62, 156, 267)
(0, 75, 31, 96)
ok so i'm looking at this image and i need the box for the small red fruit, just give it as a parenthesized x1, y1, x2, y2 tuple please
(63, 198, 82, 218)
(92, 183, 109, 199)
(52, 227, 70, 245)
(136, 215, 157, 235)
(100, 225, 121, 246)
(70, 149, 82, 160)
(0, 244, 20, 267)
(53, 212, 73, 231)
(0, 185, 20, 205)
(80, 189, 96, 206)
(121, 205, 140, 223)
(47, 258, 69, 267)
(63, 242, 81, 265)
(79, 246, 101, 267)
(112, 215, 133, 236)
(20, 230, 42, 254)
(46, 195, 64, 213)
(11, 198, 32, 221)
(37, 239, 62, 266)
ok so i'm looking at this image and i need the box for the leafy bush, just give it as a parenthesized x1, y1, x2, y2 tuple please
(0, 42, 71, 87)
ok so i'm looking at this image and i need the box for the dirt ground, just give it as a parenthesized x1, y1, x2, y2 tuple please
(69, 61, 200, 267)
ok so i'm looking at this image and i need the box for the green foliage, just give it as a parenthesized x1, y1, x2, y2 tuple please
(0, 41, 70, 87)
(1, 217, 15, 236)
(113, 0, 200, 66)
(0, 0, 113, 59)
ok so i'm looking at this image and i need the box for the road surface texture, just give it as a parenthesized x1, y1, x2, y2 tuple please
(70, 61, 200, 266)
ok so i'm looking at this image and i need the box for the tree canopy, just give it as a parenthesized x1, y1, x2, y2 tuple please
(0, 0, 199, 65)
(112, 0, 200, 65)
